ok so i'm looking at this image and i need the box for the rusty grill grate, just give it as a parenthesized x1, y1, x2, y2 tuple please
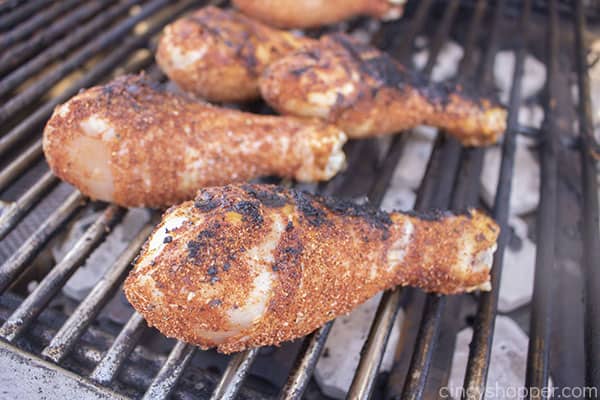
(0, 0, 599, 399)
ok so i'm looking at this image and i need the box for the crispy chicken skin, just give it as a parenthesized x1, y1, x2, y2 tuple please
(43, 75, 346, 208)
(156, 6, 311, 102)
(260, 34, 507, 146)
(233, 0, 405, 28)
(124, 184, 499, 353)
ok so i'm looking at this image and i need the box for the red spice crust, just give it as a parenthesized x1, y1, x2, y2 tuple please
(156, 6, 311, 102)
(124, 184, 499, 353)
(42, 74, 346, 208)
(232, 0, 404, 29)
(260, 34, 507, 146)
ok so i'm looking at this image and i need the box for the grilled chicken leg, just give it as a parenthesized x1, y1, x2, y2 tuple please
(232, 0, 405, 29)
(156, 6, 311, 102)
(43, 75, 346, 208)
(260, 34, 507, 146)
(124, 184, 499, 353)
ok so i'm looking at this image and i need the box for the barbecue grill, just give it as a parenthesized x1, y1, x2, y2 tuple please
(0, 0, 599, 399)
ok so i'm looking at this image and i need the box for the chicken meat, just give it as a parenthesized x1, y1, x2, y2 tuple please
(124, 184, 499, 353)
(43, 75, 346, 208)
(233, 0, 405, 28)
(260, 34, 507, 146)
(156, 6, 311, 102)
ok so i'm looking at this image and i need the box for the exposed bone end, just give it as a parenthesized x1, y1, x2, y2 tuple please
(295, 127, 347, 181)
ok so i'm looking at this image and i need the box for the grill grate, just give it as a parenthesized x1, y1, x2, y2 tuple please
(0, 0, 599, 399)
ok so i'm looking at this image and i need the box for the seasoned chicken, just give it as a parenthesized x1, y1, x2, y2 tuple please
(43, 75, 346, 208)
(124, 184, 499, 353)
(156, 6, 311, 102)
(233, 0, 405, 28)
(260, 34, 507, 146)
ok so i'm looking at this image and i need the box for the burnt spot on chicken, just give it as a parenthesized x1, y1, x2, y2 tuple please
(198, 229, 216, 240)
(284, 246, 301, 255)
(328, 33, 469, 108)
(187, 240, 202, 259)
(194, 191, 221, 212)
(318, 196, 392, 230)
(291, 190, 328, 227)
(207, 265, 218, 276)
(233, 200, 263, 224)
(208, 299, 222, 307)
(242, 184, 289, 207)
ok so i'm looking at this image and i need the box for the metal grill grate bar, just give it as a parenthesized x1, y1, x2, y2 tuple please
(462, 1, 532, 397)
(0, 205, 124, 342)
(0, 140, 42, 192)
(0, 0, 86, 51)
(0, 0, 114, 77)
(0, 190, 85, 294)
(0, 1, 26, 15)
(142, 341, 197, 400)
(41, 223, 153, 363)
(0, 0, 166, 126)
(279, 321, 334, 400)
(90, 311, 147, 384)
(422, 0, 460, 76)
(574, 0, 600, 388)
(0, 0, 53, 31)
(525, 0, 560, 395)
(393, 0, 434, 60)
(0, 170, 58, 240)
(209, 349, 259, 400)
(0, 0, 142, 99)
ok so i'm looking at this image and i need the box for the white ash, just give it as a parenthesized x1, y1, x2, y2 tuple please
(412, 39, 464, 82)
(412, 39, 428, 70)
(481, 139, 540, 216)
(380, 129, 434, 211)
(494, 52, 547, 104)
(383, 128, 436, 194)
(52, 208, 151, 301)
(498, 217, 536, 313)
(448, 316, 529, 399)
(314, 294, 403, 399)
(518, 104, 544, 130)
(350, 19, 381, 43)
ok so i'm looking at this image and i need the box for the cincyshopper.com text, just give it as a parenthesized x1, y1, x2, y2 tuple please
(439, 383, 598, 399)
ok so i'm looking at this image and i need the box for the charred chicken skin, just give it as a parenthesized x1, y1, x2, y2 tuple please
(43, 75, 346, 208)
(232, 0, 405, 29)
(124, 184, 499, 353)
(260, 34, 507, 146)
(156, 6, 311, 102)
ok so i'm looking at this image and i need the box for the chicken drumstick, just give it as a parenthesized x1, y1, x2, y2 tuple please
(124, 184, 499, 353)
(260, 34, 507, 146)
(232, 0, 405, 29)
(43, 75, 346, 208)
(156, 6, 311, 102)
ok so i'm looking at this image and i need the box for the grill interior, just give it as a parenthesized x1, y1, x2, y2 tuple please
(0, 0, 599, 399)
